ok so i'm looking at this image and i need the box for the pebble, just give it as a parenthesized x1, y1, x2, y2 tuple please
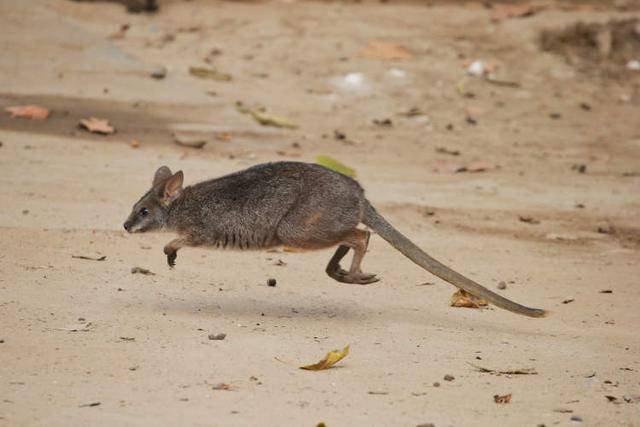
(150, 66, 167, 79)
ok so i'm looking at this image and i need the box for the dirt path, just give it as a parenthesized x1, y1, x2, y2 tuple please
(1, 1, 639, 426)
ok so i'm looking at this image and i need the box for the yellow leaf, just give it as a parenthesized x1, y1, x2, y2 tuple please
(300, 345, 349, 371)
(450, 289, 488, 308)
(315, 156, 356, 177)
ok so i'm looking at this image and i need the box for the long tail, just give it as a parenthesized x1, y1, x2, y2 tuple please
(363, 200, 547, 318)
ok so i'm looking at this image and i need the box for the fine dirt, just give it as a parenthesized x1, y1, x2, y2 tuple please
(1, 1, 639, 426)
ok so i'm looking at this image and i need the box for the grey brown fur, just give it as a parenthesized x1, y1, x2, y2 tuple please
(124, 161, 547, 318)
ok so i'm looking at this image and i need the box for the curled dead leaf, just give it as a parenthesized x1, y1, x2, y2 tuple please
(5, 105, 50, 120)
(494, 393, 512, 404)
(300, 345, 349, 371)
(451, 289, 488, 309)
(79, 117, 115, 135)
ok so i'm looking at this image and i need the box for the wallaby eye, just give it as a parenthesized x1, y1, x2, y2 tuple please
(139, 207, 149, 217)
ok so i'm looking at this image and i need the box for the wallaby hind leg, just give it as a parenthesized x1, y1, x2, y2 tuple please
(325, 245, 350, 279)
(326, 229, 378, 285)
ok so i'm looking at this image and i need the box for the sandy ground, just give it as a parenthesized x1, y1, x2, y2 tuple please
(1, 0, 639, 426)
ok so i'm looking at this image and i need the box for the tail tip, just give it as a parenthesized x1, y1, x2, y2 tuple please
(528, 308, 549, 318)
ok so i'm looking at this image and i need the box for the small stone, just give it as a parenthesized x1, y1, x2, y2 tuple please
(208, 333, 226, 340)
(267, 278, 277, 287)
(416, 424, 435, 427)
(497, 281, 507, 290)
(432, 382, 440, 387)
(443, 374, 454, 382)
(570, 415, 583, 422)
(150, 66, 167, 79)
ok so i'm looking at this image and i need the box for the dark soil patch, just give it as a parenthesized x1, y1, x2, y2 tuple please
(540, 19, 640, 75)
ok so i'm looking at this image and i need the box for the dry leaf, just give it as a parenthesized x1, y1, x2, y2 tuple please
(494, 393, 512, 404)
(212, 383, 235, 391)
(451, 289, 488, 308)
(469, 363, 537, 375)
(131, 266, 155, 275)
(251, 111, 297, 128)
(79, 117, 115, 135)
(189, 66, 232, 81)
(56, 322, 93, 332)
(72, 255, 106, 261)
(300, 345, 349, 371)
(5, 105, 50, 120)
(108, 23, 130, 39)
(130, 139, 140, 148)
(315, 155, 356, 177)
(236, 102, 298, 129)
(490, 4, 537, 22)
(215, 132, 232, 142)
(361, 42, 412, 60)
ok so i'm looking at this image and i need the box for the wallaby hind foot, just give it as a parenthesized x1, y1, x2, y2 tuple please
(325, 229, 379, 285)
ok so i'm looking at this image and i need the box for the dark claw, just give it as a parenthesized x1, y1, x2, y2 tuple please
(167, 251, 177, 267)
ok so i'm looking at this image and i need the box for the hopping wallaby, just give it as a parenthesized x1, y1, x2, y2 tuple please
(124, 162, 547, 318)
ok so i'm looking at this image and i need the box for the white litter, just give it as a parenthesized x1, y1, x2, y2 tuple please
(466, 60, 485, 76)
(626, 60, 640, 71)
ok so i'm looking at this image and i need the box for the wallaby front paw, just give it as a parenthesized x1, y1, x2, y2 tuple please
(166, 252, 177, 267)
(164, 247, 177, 268)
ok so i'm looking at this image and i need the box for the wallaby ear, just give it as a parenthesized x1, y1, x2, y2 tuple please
(153, 166, 173, 187)
(163, 171, 183, 203)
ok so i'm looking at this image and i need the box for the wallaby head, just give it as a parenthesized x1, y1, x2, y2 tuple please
(123, 166, 183, 233)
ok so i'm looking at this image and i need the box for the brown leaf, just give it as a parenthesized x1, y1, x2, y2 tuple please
(212, 383, 235, 391)
(361, 42, 412, 60)
(490, 4, 537, 22)
(300, 345, 349, 371)
(131, 266, 155, 276)
(5, 105, 50, 120)
(451, 289, 488, 309)
(79, 117, 115, 135)
(494, 393, 512, 404)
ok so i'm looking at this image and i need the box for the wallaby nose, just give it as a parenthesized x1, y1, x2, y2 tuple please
(123, 222, 131, 232)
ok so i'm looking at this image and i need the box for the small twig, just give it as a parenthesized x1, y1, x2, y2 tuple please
(468, 362, 537, 375)
(72, 255, 106, 261)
